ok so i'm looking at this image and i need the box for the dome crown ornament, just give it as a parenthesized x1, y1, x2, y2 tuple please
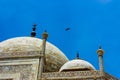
(76, 52, 80, 59)
(31, 23, 37, 37)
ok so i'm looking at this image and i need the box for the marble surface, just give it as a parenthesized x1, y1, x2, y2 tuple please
(0, 37, 68, 72)
(59, 59, 95, 72)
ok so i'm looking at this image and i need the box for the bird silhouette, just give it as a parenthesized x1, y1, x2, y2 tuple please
(65, 28, 70, 31)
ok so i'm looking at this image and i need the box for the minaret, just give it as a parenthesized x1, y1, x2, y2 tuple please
(39, 30, 48, 79)
(31, 23, 37, 37)
(97, 46, 104, 74)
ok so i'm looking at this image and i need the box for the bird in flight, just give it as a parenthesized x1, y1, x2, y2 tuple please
(65, 28, 70, 31)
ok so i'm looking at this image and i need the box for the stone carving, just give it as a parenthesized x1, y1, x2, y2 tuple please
(42, 71, 100, 78)
(42, 71, 118, 80)
(0, 64, 32, 80)
(0, 79, 13, 80)
(0, 51, 41, 59)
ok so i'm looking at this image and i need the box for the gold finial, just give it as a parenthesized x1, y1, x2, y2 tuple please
(31, 23, 37, 37)
(97, 45, 104, 56)
(42, 30, 48, 39)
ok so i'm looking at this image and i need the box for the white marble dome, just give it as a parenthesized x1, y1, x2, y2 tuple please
(59, 59, 95, 72)
(0, 37, 68, 72)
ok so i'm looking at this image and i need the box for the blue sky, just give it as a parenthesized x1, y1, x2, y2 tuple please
(0, 0, 120, 78)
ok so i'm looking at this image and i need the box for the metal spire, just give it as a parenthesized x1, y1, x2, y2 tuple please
(76, 52, 80, 59)
(44, 29, 47, 32)
(99, 45, 102, 49)
(31, 23, 37, 37)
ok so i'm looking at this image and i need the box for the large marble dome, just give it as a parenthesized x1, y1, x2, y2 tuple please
(0, 37, 68, 72)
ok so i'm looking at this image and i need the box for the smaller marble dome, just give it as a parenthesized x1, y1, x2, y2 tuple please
(59, 59, 95, 72)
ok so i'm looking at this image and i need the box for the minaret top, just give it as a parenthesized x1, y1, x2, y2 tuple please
(42, 30, 48, 39)
(31, 23, 37, 37)
(97, 45, 104, 56)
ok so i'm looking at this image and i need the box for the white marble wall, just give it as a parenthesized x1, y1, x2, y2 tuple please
(0, 58, 39, 80)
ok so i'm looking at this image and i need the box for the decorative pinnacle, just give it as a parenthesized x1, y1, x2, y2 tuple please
(44, 30, 47, 32)
(31, 23, 37, 37)
(99, 45, 102, 49)
(42, 30, 48, 39)
(97, 45, 104, 56)
(76, 52, 80, 59)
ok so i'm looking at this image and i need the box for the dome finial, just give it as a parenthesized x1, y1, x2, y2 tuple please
(76, 52, 80, 59)
(31, 23, 37, 37)
(44, 29, 47, 32)
(99, 45, 102, 49)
